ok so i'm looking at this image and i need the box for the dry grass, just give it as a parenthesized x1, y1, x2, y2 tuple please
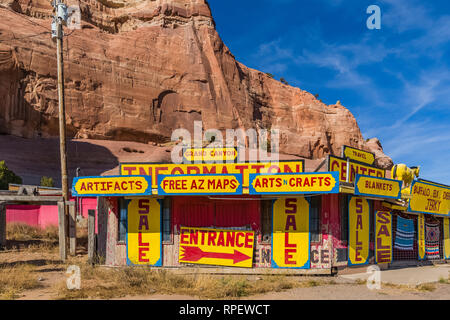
(7, 223, 59, 241)
(0, 264, 44, 299)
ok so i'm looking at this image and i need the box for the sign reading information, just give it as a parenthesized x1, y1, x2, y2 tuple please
(249, 172, 339, 195)
(158, 174, 242, 195)
(127, 198, 162, 266)
(355, 174, 402, 199)
(182, 147, 238, 163)
(342, 145, 375, 165)
(348, 197, 370, 266)
(121, 161, 304, 189)
(72, 175, 152, 197)
(179, 227, 255, 268)
(408, 180, 450, 217)
(328, 155, 385, 183)
(375, 211, 392, 264)
(272, 197, 310, 269)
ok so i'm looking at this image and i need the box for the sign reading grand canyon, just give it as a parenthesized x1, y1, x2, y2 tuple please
(328, 155, 385, 183)
(248, 172, 339, 195)
(71, 175, 152, 197)
(157, 174, 242, 195)
(182, 147, 238, 163)
(121, 161, 304, 189)
(179, 227, 255, 268)
(408, 180, 450, 217)
(342, 145, 375, 165)
(355, 174, 402, 199)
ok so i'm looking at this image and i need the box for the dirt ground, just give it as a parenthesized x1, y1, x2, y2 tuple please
(1, 248, 449, 300)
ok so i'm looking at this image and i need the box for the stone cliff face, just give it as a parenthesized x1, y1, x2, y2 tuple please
(0, 0, 393, 168)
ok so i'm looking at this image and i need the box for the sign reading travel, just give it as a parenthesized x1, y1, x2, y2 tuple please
(348, 197, 370, 266)
(71, 175, 152, 197)
(418, 213, 426, 260)
(127, 198, 162, 266)
(408, 180, 450, 216)
(355, 174, 402, 199)
(158, 174, 242, 195)
(375, 211, 392, 264)
(328, 155, 385, 183)
(179, 227, 255, 268)
(272, 197, 310, 269)
(120, 161, 304, 189)
(249, 172, 339, 195)
(182, 147, 238, 163)
(342, 145, 375, 165)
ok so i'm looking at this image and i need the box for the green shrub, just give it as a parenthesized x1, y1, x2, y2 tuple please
(0, 161, 22, 190)
(40, 176, 54, 187)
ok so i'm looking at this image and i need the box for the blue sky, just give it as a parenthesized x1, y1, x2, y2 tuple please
(208, 0, 450, 185)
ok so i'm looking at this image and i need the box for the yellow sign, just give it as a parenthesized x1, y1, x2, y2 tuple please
(343, 145, 375, 165)
(249, 172, 339, 195)
(183, 147, 238, 162)
(409, 181, 450, 216)
(179, 227, 255, 268)
(127, 198, 162, 266)
(71, 175, 152, 197)
(328, 155, 385, 183)
(158, 174, 242, 195)
(444, 218, 450, 260)
(418, 213, 425, 260)
(272, 197, 310, 269)
(355, 175, 402, 199)
(121, 161, 304, 189)
(348, 197, 370, 266)
(375, 211, 392, 264)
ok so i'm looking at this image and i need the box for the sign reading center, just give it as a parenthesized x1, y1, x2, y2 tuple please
(158, 174, 242, 195)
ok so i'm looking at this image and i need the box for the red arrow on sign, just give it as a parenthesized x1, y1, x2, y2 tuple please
(181, 246, 251, 264)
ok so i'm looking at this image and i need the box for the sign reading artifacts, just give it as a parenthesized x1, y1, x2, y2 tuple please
(348, 197, 370, 266)
(72, 175, 152, 197)
(179, 227, 255, 268)
(355, 174, 402, 199)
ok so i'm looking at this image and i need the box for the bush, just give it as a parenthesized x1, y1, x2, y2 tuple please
(265, 73, 274, 79)
(280, 77, 289, 85)
(40, 176, 54, 187)
(0, 161, 22, 190)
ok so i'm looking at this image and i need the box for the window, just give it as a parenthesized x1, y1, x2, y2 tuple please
(162, 197, 172, 243)
(310, 196, 321, 242)
(260, 200, 273, 243)
(339, 194, 349, 242)
(118, 198, 127, 242)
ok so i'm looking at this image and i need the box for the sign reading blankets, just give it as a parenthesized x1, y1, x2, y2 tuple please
(394, 216, 414, 251)
(355, 174, 402, 199)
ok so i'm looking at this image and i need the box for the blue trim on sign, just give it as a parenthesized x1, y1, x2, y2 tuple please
(354, 174, 402, 199)
(348, 196, 370, 267)
(248, 172, 340, 195)
(157, 174, 243, 196)
(271, 198, 278, 268)
(407, 180, 450, 217)
(71, 175, 153, 197)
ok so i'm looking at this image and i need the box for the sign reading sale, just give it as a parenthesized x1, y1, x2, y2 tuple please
(348, 197, 370, 266)
(375, 211, 392, 264)
(179, 227, 255, 268)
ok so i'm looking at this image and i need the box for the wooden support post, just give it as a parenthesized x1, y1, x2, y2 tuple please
(69, 203, 76, 256)
(88, 209, 96, 264)
(58, 201, 67, 261)
(0, 202, 6, 248)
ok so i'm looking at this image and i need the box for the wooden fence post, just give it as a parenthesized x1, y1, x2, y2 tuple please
(69, 203, 76, 256)
(0, 202, 6, 248)
(88, 209, 96, 264)
(58, 201, 67, 261)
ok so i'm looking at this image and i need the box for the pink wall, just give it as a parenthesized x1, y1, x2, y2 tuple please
(6, 197, 98, 229)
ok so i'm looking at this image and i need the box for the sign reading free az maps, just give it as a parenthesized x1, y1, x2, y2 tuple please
(158, 174, 242, 195)
(72, 176, 152, 197)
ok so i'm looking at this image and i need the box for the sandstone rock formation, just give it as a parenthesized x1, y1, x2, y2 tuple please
(0, 0, 393, 168)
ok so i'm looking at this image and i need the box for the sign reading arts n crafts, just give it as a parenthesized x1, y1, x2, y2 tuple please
(249, 172, 339, 195)
(342, 145, 375, 165)
(183, 147, 238, 163)
(348, 197, 370, 266)
(375, 211, 392, 264)
(72, 175, 152, 197)
(120, 161, 304, 189)
(355, 174, 402, 199)
(272, 197, 310, 269)
(328, 155, 385, 183)
(408, 180, 450, 217)
(179, 227, 255, 268)
(127, 198, 162, 266)
(158, 174, 242, 195)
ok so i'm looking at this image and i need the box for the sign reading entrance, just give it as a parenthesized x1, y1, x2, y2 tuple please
(342, 145, 375, 165)
(158, 174, 242, 195)
(408, 180, 450, 217)
(272, 197, 310, 269)
(72, 175, 152, 197)
(179, 227, 255, 268)
(182, 147, 238, 163)
(127, 198, 162, 266)
(249, 172, 339, 195)
(348, 197, 370, 266)
(375, 211, 392, 264)
(355, 174, 402, 199)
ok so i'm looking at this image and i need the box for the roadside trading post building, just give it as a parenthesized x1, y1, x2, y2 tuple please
(74, 147, 450, 273)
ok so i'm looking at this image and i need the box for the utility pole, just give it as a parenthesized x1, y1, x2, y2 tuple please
(52, 0, 69, 261)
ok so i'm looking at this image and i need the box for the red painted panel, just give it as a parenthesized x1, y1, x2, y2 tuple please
(215, 199, 260, 231)
(6, 205, 40, 226)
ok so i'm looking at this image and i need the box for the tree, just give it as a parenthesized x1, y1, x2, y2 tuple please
(280, 77, 289, 85)
(0, 161, 22, 190)
(265, 73, 274, 79)
(40, 176, 55, 188)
